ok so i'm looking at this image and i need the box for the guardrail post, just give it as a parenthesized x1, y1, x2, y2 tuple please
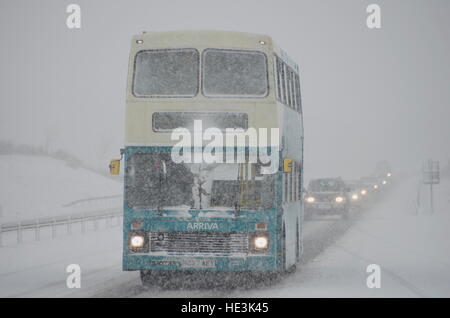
(67, 216, 72, 235)
(94, 216, 99, 231)
(81, 214, 85, 234)
(17, 222, 22, 244)
(52, 218, 56, 239)
(35, 220, 40, 241)
(106, 215, 111, 228)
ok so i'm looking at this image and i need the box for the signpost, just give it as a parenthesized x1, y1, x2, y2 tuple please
(423, 159, 440, 214)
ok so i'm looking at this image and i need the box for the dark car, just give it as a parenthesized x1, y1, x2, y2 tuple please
(304, 177, 350, 219)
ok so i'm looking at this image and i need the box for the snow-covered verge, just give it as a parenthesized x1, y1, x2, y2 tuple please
(0, 155, 122, 223)
(0, 226, 134, 297)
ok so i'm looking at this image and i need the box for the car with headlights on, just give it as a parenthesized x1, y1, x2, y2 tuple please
(374, 160, 392, 180)
(304, 177, 351, 219)
(345, 179, 365, 211)
(359, 176, 383, 204)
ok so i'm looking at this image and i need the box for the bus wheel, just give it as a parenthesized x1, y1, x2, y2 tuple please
(281, 224, 297, 275)
(286, 264, 297, 274)
(295, 218, 300, 263)
(140, 270, 155, 287)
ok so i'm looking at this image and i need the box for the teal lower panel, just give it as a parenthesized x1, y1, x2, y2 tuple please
(123, 254, 278, 272)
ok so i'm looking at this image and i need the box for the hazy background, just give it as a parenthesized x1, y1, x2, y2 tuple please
(1, 0, 449, 180)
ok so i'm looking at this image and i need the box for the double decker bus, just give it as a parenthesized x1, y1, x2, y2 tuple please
(110, 30, 304, 285)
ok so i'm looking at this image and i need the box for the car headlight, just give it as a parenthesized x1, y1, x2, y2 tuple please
(387, 173, 392, 177)
(335, 196, 344, 203)
(352, 194, 358, 200)
(382, 180, 387, 185)
(306, 196, 315, 203)
(373, 184, 378, 189)
(250, 233, 269, 252)
(361, 189, 367, 195)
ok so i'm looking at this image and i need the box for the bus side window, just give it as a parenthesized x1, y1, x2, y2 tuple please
(289, 162, 296, 201)
(280, 61, 286, 105)
(275, 57, 282, 103)
(286, 163, 290, 202)
(290, 71, 295, 110)
(295, 74, 302, 113)
(284, 170, 288, 203)
(286, 67, 292, 108)
(290, 69, 295, 109)
(295, 163, 302, 200)
(285, 67, 290, 107)
(298, 162, 302, 201)
(293, 161, 298, 201)
(292, 73, 298, 111)
(285, 64, 290, 107)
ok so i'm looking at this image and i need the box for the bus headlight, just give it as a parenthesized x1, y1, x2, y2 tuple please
(250, 233, 269, 252)
(255, 236, 268, 249)
(361, 189, 367, 195)
(335, 196, 344, 203)
(306, 196, 315, 203)
(130, 235, 145, 248)
(129, 232, 147, 252)
(351, 194, 358, 200)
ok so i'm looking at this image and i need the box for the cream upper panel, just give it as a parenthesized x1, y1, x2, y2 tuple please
(126, 30, 275, 101)
(125, 101, 280, 146)
(124, 31, 281, 145)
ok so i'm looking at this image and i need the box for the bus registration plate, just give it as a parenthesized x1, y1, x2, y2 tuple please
(179, 259, 216, 269)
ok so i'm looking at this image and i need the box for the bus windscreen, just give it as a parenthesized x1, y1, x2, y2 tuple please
(125, 152, 274, 210)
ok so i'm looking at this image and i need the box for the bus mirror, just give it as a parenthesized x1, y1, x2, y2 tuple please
(283, 157, 293, 173)
(109, 159, 121, 175)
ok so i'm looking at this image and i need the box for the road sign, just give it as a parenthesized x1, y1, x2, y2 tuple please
(423, 160, 439, 185)
(423, 159, 439, 214)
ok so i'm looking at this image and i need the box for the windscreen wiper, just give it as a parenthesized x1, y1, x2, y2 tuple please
(234, 201, 241, 217)
(156, 160, 167, 216)
(234, 164, 242, 217)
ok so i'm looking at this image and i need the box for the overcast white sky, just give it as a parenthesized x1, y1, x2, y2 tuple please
(1, 0, 449, 179)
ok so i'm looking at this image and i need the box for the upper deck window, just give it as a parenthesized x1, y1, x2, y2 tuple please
(133, 49, 199, 97)
(274, 54, 302, 113)
(202, 49, 268, 97)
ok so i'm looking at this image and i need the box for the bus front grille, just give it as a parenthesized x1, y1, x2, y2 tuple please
(149, 231, 249, 255)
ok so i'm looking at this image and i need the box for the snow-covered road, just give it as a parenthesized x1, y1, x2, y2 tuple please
(1, 174, 449, 297)
(235, 176, 450, 297)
